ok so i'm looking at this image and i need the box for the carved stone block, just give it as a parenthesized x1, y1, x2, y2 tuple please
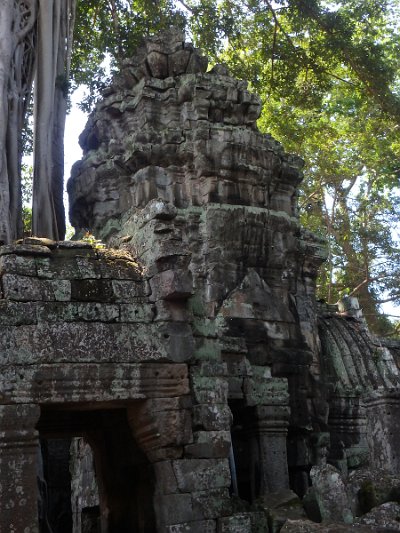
(172, 458, 231, 493)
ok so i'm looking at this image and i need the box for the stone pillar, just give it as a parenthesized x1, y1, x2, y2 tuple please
(244, 375, 290, 497)
(253, 404, 290, 495)
(127, 397, 196, 531)
(0, 404, 41, 533)
(328, 396, 369, 469)
(365, 391, 400, 474)
(128, 385, 234, 532)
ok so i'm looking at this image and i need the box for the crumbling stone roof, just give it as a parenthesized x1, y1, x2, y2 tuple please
(319, 310, 400, 394)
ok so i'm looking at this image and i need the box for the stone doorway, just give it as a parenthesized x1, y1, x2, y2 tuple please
(0, 355, 190, 532)
(38, 406, 156, 533)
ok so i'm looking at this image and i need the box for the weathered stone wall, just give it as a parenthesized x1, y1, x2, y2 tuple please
(0, 238, 196, 532)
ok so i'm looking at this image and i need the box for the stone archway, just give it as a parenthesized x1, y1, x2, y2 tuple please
(0, 360, 191, 533)
(38, 407, 157, 533)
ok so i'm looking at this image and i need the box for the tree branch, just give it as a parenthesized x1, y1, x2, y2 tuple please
(293, 0, 400, 121)
(376, 295, 400, 305)
(16, 0, 37, 42)
(175, 0, 195, 15)
(262, 0, 357, 87)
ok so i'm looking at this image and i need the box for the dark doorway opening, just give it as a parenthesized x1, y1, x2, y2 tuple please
(39, 438, 73, 533)
(229, 400, 258, 503)
(37, 407, 156, 533)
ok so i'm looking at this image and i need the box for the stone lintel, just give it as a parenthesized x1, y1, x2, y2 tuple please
(0, 362, 189, 404)
(244, 376, 289, 407)
(0, 321, 193, 365)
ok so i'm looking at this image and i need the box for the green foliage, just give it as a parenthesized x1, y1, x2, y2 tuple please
(21, 163, 33, 236)
(22, 206, 32, 236)
(82, 231, 106, 249)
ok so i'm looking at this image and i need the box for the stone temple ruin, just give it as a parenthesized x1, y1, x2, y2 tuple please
(1, 29, 400, 533)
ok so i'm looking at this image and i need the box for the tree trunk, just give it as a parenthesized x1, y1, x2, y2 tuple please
(8, 2, 37, 239)
(52, 0, 76, 239)
(33, 0, 76, 240)
(0, 0, 17, 243)
(0, 0, 37, 243)
(32, 0, 60, 239)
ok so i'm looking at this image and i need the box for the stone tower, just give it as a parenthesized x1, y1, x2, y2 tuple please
(68, 26, 329, 501)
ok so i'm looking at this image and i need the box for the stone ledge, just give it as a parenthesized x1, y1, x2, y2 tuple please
(0, 362, 189, 404)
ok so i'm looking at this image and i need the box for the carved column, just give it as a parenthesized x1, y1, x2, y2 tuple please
(0, 404, 41, 533)
(253, 404, 290, 496)
(244, 375, 290, 497)
(365, 391, 400, 474)
(127, 397, 194, 530)
(128, 393, 232, 531)
(328, 395, 369, 468)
